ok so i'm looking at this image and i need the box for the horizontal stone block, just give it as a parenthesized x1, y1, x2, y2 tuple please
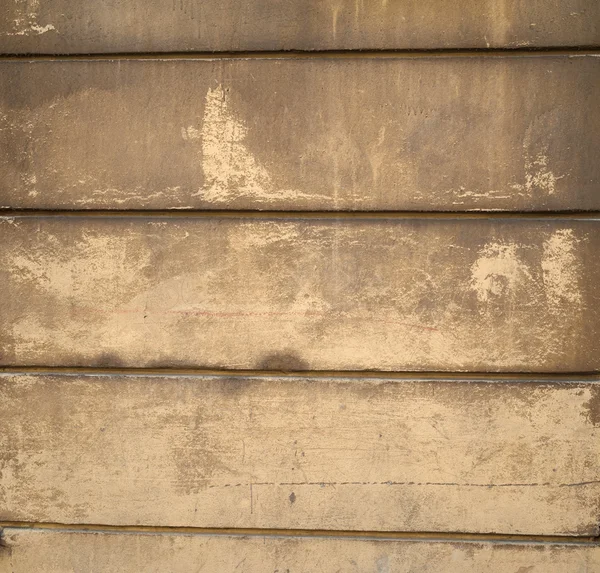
(0, 0, 599, 53)
(1, 216, 598, 371)
(1, 56, 599, 211)
(1, 373, 598, 534)
(1, 529, 599, 572)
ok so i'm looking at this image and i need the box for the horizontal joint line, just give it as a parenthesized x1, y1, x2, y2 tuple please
(1, 366, 599, 382)
(1, 210, 600, 221)
(0, 522, 598, 545)
(1, 47, 600, 61)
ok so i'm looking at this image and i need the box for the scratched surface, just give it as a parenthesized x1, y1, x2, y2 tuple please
(0, 0, 599, 53)
(1, 57, 599, 211)
(1, 216, 599, 371)
(2, 529, 600, 573)
(1, 373, 599, 534)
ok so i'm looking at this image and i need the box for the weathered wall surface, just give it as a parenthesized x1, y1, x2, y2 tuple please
(1, 373, 598, 535)
(0, 0, 599, 53)
(1, 216, 598, 371)
(1, 57, 598, 211)
(2, 1, 599, 570)
(1, 529, 599, 573)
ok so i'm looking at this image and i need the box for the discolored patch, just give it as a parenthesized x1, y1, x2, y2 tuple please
(583, 385, 600, 427)
(94, 352, 124, 368)
(258, 352, 310, 372)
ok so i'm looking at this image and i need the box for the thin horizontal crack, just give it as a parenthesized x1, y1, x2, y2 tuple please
(205, 480, 600, 489)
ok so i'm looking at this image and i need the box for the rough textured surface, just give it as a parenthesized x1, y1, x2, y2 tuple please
(1, 373, 599, 534)
(0, 0, 599, 53)
(1, 216, 599, 372)
(1, 530, 600, 573)
(1, 56, 599, 211)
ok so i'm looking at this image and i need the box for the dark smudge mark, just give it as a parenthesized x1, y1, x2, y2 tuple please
(258, 352, 309, 372)
(94, 352, 124, 368)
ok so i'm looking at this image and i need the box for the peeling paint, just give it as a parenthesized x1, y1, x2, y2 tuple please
(186, 84, 312, 204)
(5, 0, 57, 36)
(541, 229, 583, 312)
(197, 84, 272, 201)
(523, 152, 563, 196)
(470, 242, 532, 304)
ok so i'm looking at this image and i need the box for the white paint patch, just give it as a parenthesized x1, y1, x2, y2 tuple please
(470, 242, 532, 303)
(331, 5, 340, 39)
(181, 126, 201, 141)
(518, 119, 566, 197)
(541, 229, 583, 311)
(524, 152, 563, 196)
(196, 84, 272, 201)
(22, 173, 38, 197)
(9, 23, 56, 36)
(455, 187, 512, 200)
(184, 84, 317, 204)
(9, 233, 150, 300)
(367, 126, 387, 185)
(5, 0, 57, 36)
(28, 23, 55, 34)
(233, 221, 300, 249)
